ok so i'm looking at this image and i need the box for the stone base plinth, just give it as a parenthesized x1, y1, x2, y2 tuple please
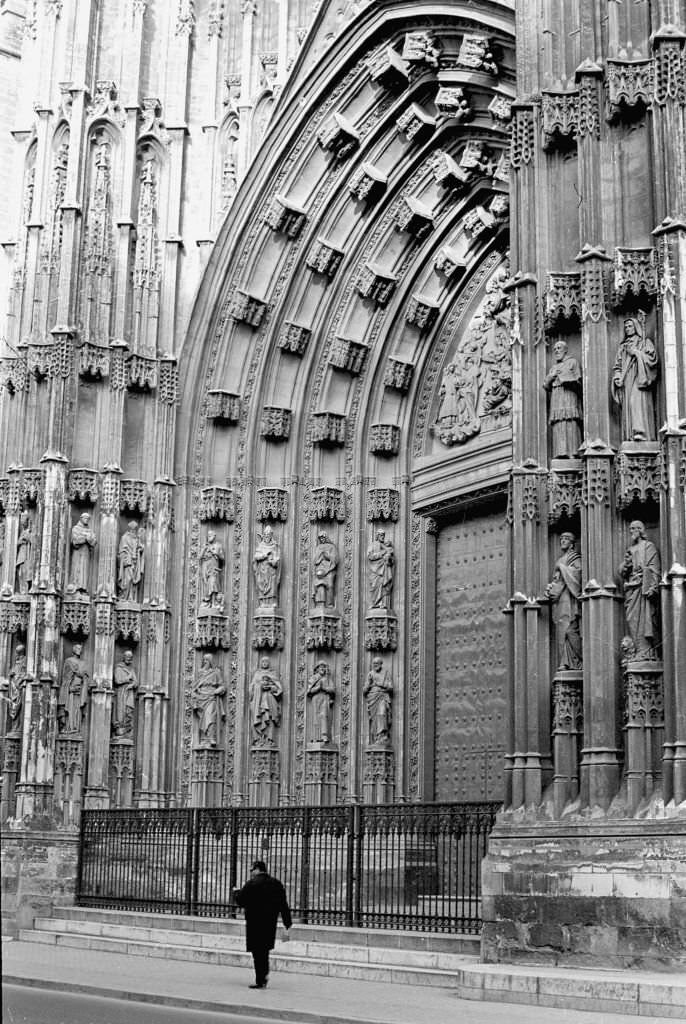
(190, 745, 225, 806)
(363, 747, 394, 803)
(305, 745, 338, 804)
(0, 829, 79, 937)
(481, 817, 686, 969)
(248, 746, 280, 806)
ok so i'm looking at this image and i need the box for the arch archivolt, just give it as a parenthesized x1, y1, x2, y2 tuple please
(176, 1, 515, 804)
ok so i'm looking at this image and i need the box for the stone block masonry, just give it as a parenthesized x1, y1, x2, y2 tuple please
(1, 830, 79, 937)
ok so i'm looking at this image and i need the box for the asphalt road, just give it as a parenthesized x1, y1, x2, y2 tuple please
(2, 985, 280, 1024)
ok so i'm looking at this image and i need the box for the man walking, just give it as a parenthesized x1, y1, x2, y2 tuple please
(234, 860, 292, 989)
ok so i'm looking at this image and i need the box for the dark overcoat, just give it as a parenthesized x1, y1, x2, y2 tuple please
(235, 872, 292, 952)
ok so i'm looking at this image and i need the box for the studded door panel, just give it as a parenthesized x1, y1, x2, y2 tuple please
(434, 511, 508, 802)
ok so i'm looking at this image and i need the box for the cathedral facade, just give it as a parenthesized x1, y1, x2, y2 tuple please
(1, 0, 685, 965)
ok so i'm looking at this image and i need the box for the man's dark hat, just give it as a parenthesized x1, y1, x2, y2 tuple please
(251, 859, 268, 873)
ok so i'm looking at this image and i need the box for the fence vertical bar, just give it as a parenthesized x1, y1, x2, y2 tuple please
(353, 804, 363, 928)
(184, 808, 195, 915)
(345, 805, 354, 926)
(228, 806, 239, 918)
(298, 806, 311, 923)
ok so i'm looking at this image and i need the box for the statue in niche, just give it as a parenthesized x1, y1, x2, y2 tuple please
(191, 653, 226, 747)
(545, 532, 582, 671)
(620, 520, 661, 659)
(307, 661, 335, 744)
(611, 315, 659, 442)
(58, 643, 90, 733)
(543, 340, 583, 458)
(249, 655, 282, 745)
(200, 530, 225, 611)
(7, 643, 28, 734)
(117, 521, 145, 603)
(252, 524, 281, 608)
(112, 650, 138, 738)
(15, 511, 34, 595)
(67, 512, 97, 593)
(367, 529, 395, 611)
(434, 268, 511, 446)
(312, 531, 338, 608)
(363, 656, 393, 746)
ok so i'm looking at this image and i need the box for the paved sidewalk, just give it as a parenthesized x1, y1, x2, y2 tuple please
(2, 938, 683, 1024)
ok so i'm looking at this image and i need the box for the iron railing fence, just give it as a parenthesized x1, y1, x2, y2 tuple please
(76, 802, 500, 934)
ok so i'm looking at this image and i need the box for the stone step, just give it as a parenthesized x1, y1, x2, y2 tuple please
(18, 928, 468, 987)
(30, 916, 473, 970)
(56, 906, 479, 954)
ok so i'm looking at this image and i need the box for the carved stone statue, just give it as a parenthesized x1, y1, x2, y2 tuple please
(363, 656, 393, 746)
(545, 532, 582, 670)
(117, 521, 145, 602)
(252, 525, 281, 608)
(68, 512, 97, 593)
(15, 511, 34, 595)
(200, 530, 225, 610)
(620, 520, 661, 659)
(191, 653, 226, 747)
(367, 529, 395, 610)
(307, 661, 335, 744)
(543, 340, 583, 458)
(312, 531, 338, 608)
(611, 316, 659, 442)
(58, 643, 90, 733)
(112, 650, 138, 738)
(7, 643, 27, 734)
(249, 655, 282, 744)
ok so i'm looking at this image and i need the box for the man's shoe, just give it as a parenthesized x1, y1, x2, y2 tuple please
(249, 983, 264, 989)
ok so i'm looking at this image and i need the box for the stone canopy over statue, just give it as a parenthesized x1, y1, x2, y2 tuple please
(620, 520, 661, 660)
(611, 315, 659, 442)
(252, 525, 281, 609)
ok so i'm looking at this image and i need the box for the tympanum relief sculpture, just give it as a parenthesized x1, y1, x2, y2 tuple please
(544, 340, 583, 458)
(253, 525, 281, 609)
(620, 520, 661, 660)
(364, 656, 393, 746)
(68, 513, 97, 593)
(249, 655, 282, 745)
(117, 522, 145, 603)
(611, 315, 659, 442)
(312, 531, 338, 608)
(434, 267, 511, 446)
(58, 643, 90, 733)
(112, 650, 138, 738)
(307, 660, 335, 745)
(200, 530, 225, 611)
(545, 533, 582, 671)
(192, 653, 226, 747)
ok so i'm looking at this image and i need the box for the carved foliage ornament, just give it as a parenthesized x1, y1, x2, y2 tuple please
(367, 488, 400, 523)
(624, 669, 664, 727)
(606, 59, 653, 120)
(511, 106, 535, 168)
(256, 488, 288, 522)
(652, 28, 686, 106)
(277, 322, 311, 356)
(615, 448, 660, 509)
(541, 90, 579, 150)
(552, 676, 583, 732)
(206, 390, 240, 422)
(544, 272, 581, 332)
(329, 337, 368, 374)
(312, 412, 346, 446)
(547, 466, 583, 521)
(309, 487, 345, 522)
(613, 247, 657, 306)
(68, 469, 98, 504)
(367, 45, 409, 91)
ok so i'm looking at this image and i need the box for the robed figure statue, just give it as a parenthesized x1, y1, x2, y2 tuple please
(252, 526, 281, 608)
(191, 653, 226, 747)
(545, 532, 582, 670)
(611, 316, 659, 442)
(249, 656, 283, 745)
(620, 520, 661, 659)
(363, 657, 393, 746)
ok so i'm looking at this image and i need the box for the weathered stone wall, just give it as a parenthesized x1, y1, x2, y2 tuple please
(1, 829, 79, 936)
(482, 820, 686, 969)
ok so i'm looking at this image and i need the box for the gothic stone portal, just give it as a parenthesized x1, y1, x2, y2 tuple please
(434, 509, 508, 802)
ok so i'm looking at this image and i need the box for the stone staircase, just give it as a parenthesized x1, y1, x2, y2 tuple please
(19, 907, 479, 988)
